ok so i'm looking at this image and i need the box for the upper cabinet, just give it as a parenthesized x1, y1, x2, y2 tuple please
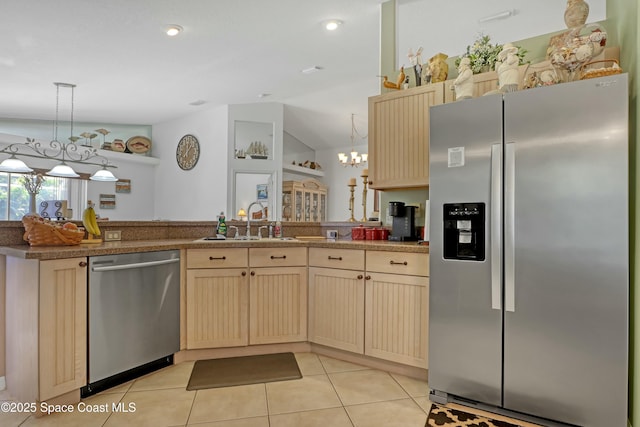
(367, 83, 443, 190)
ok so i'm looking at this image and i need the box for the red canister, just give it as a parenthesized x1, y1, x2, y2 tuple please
(365, 228, 376, 240)
(377, 228, 390, 240)
(352, 226, 366, 240)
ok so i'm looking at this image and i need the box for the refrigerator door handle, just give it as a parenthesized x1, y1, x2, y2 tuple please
(490, 143, 502, 310)
(505, 142, 516, 312)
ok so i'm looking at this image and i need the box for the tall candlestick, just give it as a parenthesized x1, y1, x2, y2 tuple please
(361, 175, 368, 221)
(349, 177, 357, 186)
(348, 184, 356, 222)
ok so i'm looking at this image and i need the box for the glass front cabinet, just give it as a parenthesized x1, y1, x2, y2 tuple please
(282, 179, 327, 222)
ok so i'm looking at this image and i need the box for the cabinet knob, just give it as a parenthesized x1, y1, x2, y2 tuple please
(210, 256, 226, 260)
(250, 271, 255, 276)
(242, 271, 247, 276)
(365, 275, 371, 280)
(357, 274, 363, 280)
(79, 261, 87, 267)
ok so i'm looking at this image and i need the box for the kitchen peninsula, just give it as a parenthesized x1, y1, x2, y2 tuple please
(0, 220, 429, 412)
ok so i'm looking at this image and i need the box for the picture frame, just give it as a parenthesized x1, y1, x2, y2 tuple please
(257, 184, 268, 200)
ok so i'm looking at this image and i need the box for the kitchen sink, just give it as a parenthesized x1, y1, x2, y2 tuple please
(193, 236, 298, 242)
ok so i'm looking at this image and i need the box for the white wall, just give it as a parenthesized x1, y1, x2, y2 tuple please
(152, 106, 229, 220)
(316, 142, 375, 221)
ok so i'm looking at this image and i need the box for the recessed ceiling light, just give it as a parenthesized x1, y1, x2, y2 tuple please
(166, 25, 183, 36)
(324, 20, 343, 31)
(258, 93, 271, 98)
(301, 66, 323, 74)
(189, 99, 206, 106)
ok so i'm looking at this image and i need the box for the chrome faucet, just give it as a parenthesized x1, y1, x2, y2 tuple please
(246, 201, 266, 239)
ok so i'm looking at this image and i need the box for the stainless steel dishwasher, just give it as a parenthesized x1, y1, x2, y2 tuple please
(82, 250, 180, 396)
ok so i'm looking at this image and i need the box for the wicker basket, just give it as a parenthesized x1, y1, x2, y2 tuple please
(580, 59, 622, 80)
(22, 215, 84, 246)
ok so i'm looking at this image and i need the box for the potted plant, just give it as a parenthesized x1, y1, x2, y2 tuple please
(455, 34, 527, 74)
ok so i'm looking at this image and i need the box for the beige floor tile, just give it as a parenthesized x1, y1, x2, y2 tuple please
(318, 355, 369, 373)
(99, 380, 134, 394)
(0, 410, 30, 427)
(21, 392, 126, 427)
(412, 396, 433, 413)
(389, 373, 429, 397)
(294, 352, 325, 376)
(346, 399, 428, 427)
(187, 416, 269, 427)
(104, 387, 195, 427)
(188, 384, 267, 424)
(269, 407, 353, 427)
(329, 370, 408, 406)
(266, 375, 342, 415)
(129, 361, 195, 392)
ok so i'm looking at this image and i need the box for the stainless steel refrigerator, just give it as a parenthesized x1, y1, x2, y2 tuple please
(428, 74, 628, 427)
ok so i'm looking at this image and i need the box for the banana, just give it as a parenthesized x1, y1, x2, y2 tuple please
(82, 201, 101, 237)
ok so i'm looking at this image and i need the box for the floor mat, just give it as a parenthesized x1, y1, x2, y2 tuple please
(186, 352, 302, 391)
(426, 404, 522, 427)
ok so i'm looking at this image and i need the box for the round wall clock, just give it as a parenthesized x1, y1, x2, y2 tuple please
(176, 134, 200, 170)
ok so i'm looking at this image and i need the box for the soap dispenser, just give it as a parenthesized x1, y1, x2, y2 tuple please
(216, 212, 227, 237)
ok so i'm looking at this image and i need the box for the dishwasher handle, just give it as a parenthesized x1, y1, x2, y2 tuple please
(91, 257, 180, 272)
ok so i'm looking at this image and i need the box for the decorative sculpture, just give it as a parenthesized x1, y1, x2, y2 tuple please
(427, 53, 449, 83)
(496, 43, 520, 92)
(453, 57, 473, 100)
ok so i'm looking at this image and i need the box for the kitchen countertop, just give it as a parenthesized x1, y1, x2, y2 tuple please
(0, 238, 429, 260)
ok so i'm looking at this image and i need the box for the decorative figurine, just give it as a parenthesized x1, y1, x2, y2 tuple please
(427, 53, 449, 83)
(496, 43, 520, 93)
(408, 47, 423, 86)
(453, 57, 473, 100)
(380, 66, 406, 90)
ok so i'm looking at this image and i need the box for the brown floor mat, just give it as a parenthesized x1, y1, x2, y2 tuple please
(186, 352, 302, 391)
(426, 404, 522, 427)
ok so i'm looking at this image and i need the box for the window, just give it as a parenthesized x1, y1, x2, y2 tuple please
(0, 172, 86, 220)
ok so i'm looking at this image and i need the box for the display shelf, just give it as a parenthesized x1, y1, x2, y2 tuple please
(283, 164, 324, 178)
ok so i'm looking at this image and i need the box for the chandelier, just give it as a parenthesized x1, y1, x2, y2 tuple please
(338, 113, 368, 167)
(0, 82, 118, 181)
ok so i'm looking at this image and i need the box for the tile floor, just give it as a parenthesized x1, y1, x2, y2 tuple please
(0, 353, 432, 427)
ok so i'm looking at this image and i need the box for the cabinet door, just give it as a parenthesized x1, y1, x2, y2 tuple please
(308, 267, 364, 353)
(368, 83, 443, 189)
(249, 266, 307, 344)
(39, 258, 87, 401)
(186, 268, 249, 349)
(365, 273, 429, 368)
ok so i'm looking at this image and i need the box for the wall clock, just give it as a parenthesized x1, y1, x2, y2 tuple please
(176, 134, 200, 170)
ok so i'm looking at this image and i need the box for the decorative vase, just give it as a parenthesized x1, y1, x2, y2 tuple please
(28, 192, 37, 214)
(564, 0, 590, 29)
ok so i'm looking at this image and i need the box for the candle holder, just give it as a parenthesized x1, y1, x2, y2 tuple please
(348, 184, 356, 222)
(361, 172, 369, 222)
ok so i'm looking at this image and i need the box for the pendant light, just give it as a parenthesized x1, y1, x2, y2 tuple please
(0, 155, 33, 173)
(337, 113, 368, 167)
(46, 83, 81, 178)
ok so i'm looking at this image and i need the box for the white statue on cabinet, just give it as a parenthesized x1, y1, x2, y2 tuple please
(453, 57, 473, 100)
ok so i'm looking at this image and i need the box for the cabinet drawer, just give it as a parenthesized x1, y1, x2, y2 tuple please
(187, 248, 248, 269)
(309, 248, 365, 270)
(249, 247, 307, 267)
(366, 251, 429, 277)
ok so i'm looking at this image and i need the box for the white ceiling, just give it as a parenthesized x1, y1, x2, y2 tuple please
(1, 0, 606, 151)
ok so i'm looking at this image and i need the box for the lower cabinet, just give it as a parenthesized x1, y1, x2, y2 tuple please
(308, 248, 429, 368)
(185, 247, 308, 349)
(5, 256, 87, 403)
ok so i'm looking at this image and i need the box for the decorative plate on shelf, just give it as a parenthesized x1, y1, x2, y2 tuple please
(126, 136, 152, 154)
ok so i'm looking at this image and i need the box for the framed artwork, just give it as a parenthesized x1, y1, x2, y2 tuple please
(100, 194, 116, 209)
(257, 184, 268, 200)
(115, 179, 131, 193)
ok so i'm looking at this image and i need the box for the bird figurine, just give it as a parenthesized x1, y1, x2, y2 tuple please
(379, 66, 406, 90)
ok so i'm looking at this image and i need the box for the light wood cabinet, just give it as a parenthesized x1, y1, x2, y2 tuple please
(365, 251, 429, 368)
(368, 83, 443, 189)
(308, 248, 429, 369)
(249, 247, 308, 344)
(282, 179, 328, 222)
(6, 256, 87, 404)
(185, 248, 249, 349)
(308, 248, 366, 353)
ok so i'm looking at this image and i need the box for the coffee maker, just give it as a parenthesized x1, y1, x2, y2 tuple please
(388, 201, 418, 241)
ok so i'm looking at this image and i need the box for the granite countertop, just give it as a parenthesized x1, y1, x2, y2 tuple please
(0, 238, 429, 260)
